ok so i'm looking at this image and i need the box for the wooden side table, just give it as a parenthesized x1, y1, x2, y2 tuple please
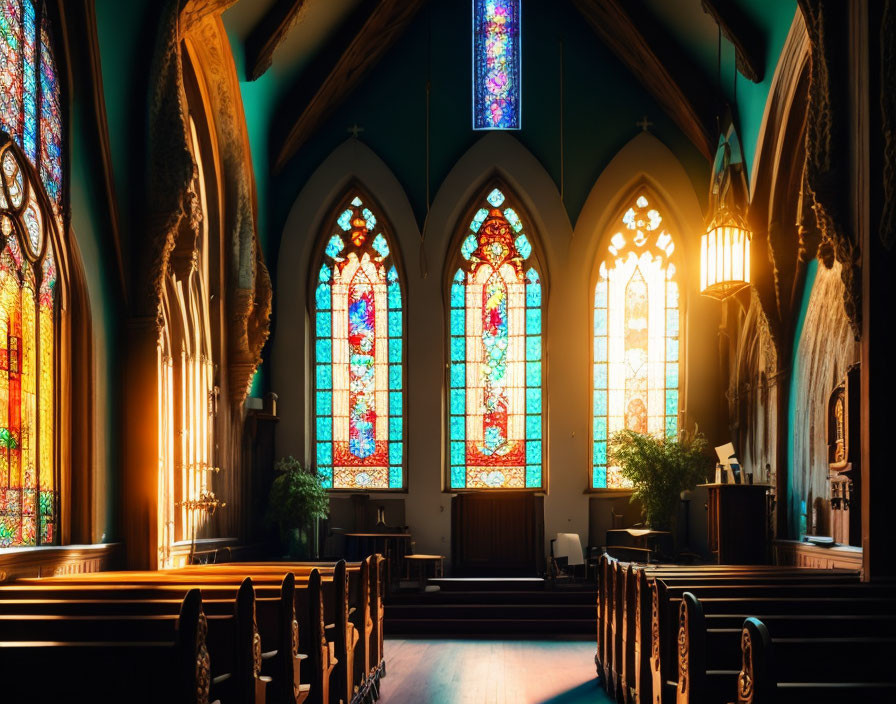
(405, 554, 444, 591)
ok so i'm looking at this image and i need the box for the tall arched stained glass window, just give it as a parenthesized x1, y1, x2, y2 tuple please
(473, 0, 521, 130)
(449, 186, 543, 489)
(0, 1, 62, 211)
(592, 194, 680, 489)
(313, 193, 404, 490)
(0, 0, 61, 547)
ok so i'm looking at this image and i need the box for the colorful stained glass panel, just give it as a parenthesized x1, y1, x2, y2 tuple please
(314, 195, 404, 490)
(473, 0, 522, 129)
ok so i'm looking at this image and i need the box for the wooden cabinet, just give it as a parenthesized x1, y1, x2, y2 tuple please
(702, 483, 770, 564)
(451, 493, 545, 576)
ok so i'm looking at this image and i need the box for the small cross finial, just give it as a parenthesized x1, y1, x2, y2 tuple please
(636, 115, 653, 132)
(347, 123, 365, 138)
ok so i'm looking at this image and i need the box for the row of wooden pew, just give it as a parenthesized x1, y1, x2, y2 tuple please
(0, 557, 386, 704)
(596, 554, 896, 703)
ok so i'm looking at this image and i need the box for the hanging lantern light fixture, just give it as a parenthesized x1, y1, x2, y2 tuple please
(699, 112, 752, 300)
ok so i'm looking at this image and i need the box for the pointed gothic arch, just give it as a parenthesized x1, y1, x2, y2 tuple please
(444, 179, 547, 490)
(310, 185, 407, 491)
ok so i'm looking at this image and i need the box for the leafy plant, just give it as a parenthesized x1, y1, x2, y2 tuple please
(267, 456, 330, 532)
(607, 425, 712, 531)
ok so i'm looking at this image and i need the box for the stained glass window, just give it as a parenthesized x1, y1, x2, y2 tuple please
(1, 1, 62, 211)
(473, 0, 521, 130)
(592, 194, 680, 489)
(0, 139, 57, 547)
(449, 187, 543, 489)
(314, 194, 404, 490)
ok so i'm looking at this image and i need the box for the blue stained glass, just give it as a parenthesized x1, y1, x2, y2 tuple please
(666, 363, 679, 389)
(471, 208, 489, 232)
(593, 441, 607, 466)
(461, 235, 478, 260)
(486, 188, 506, 207)
(451, 283, 465, 308)
(317, 442, 332, 466)
(451, 308, 466, 336)
(316, 283, 331, 311)
(319, 264, 331, 282)
(451, 336, 466, 361)
(389, 339, 402, 362)
(351, 196, 363, 206)
(372, 233, 390, 257)
(389, 366, 402, 390)
(593, 416, 607, 441)
(594, 308, 607, 335)
(362, 207, 377, 230)
(595, 281, 607, 308)
(514, 235, 531, 261)
(388, 266, 399, 282)
(450, 363, 466, 388)
(316, 339, 332, 363)
(316, 364, 332, 389)
(451, 465, 465, 488)
(388, 312, 402, 337)
(316, 312, 331, 337)
(390, 391, 402, 416)
(526, 440, 542, 464)
(526, 415, 542, 439)
(389, 466, 403, 488)
(665, 416, 678, 438)
(526, 362, 541, 387)
(389, 417, 402, 440)
(450, 415, 465, 440)
(593, 363, 607, 388)
(505, 209, 523, 233)
(525, 336, 541, 361)
(526, 309, 541, 334)
(526, 465, 541, 488)
(666, 337, 679, 362)
(337, 209, 353, 231)
(527, 267, 540, 284)
(450, 389, 465, 415)
(526, 388, 541, 414)
(325, 235, 344, 259)
(319, 469, 333, 489)
(473, 1, 521, 130)
(454, 268, 465, 283)
(451, 441, 465, 465)
(316, 391, 332, 416)
(593, 466, 607, 489)
(526, 285, 541, 310)
(665, 390, 678, 417)
(595, 337, 607, 362)
(388, 282, 402, 309)
(594, 390, 607, 416)
(316, 416, 332, 441)
(667, 308, 680, 335)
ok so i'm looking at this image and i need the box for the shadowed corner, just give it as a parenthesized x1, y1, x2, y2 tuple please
(538, 678, 609, 704)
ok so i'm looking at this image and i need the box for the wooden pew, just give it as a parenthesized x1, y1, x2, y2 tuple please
(677, 591, 896, 704)
(737, 615, 896, 703)
(6, 575, 278, 704)
(0, 589, 211, 704)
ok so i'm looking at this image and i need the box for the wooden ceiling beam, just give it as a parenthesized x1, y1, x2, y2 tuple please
(274, 0, 429, 173)
(571, 0, 715, 161)
(245, 0, 311, 82)
(702, 0, 765, 83)
(180, 0, 239, 35)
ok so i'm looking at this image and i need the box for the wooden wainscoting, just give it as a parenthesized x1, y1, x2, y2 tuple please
(0, 543, 122, 582)
(775, 539, 863, 571)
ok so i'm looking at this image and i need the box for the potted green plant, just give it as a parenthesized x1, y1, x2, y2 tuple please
(267, 456, 330, 559)
(607, 425, 712, 531)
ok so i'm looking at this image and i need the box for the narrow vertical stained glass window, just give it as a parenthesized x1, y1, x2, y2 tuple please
(473, 0, 521, 130)
(0, 1, 60, 547)
(450, 186, 542, 489)
(314, 194, 404, 490)
(592, 195, 680, 489)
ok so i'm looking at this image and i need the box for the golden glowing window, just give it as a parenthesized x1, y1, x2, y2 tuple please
(0, 138, 58, 546)
(592, 194, 680, 489)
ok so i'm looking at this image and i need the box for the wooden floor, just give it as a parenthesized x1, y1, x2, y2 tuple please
(378, 638, 609, 704)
